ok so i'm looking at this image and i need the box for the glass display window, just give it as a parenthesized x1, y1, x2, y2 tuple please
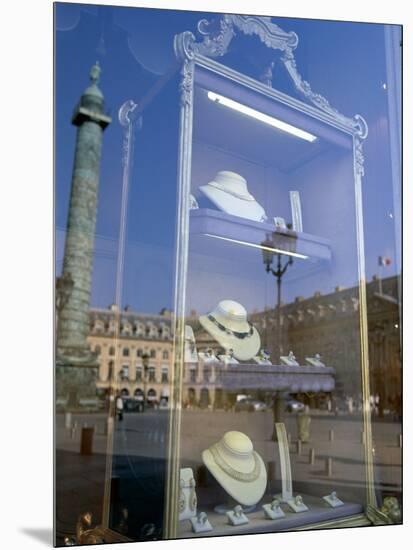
(55, 4, 401, 545)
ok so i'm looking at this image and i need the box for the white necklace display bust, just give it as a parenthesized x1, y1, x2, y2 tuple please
(202, 431, 267, 507)
(200, 171, 267, 222)
(199, 300, 261, 361)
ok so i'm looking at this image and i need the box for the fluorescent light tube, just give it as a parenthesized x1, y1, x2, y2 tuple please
(207, 91, 317, 143)
(204, 233, 309, 260)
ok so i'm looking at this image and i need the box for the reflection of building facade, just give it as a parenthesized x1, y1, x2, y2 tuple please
(251, 275, 401, 412)
(88, 305, 173, 404)
(87, 275, 400, 413)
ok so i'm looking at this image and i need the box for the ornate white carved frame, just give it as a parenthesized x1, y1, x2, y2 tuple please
(117, 13, 375, 538)
(167, 14, 374, 536)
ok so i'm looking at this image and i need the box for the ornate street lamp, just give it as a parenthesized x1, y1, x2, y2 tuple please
(261, 235, 293, 358)
(261, 234, 294, 440)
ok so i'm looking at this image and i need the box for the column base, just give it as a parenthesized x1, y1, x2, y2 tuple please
(56, 347, 100, 411)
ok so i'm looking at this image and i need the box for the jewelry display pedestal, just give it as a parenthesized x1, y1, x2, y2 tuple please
(263, 500, 286, 520)
(323, 492, 345, 508)
(287, 496, 309, 513)
(218, 363, 335, 394)
(178, 495, 363, 538)
(227, 505, 249, 526)
(214, 502, 257, 515)
(190, 512, 213, 533)
(275, 423, 293, 503)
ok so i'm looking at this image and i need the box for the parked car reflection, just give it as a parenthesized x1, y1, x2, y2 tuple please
(234, 397, 267, 412)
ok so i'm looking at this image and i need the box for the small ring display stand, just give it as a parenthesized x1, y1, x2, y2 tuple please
(190, 512, 213, 534)
(323, 492, 345, 508)
(227, 505, 249, 526)
(262, 499, 286, 520)
(287, 495, 309, 513)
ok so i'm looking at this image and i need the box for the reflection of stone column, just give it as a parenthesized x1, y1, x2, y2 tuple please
(57, 62, 111, 367)
(56, 63, 111, 409)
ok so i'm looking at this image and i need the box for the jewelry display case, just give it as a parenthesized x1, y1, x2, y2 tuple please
(114, 14, 386, 540)
(55, 6, 402, 545)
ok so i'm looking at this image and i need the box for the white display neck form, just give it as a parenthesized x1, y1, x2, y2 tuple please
(210, 443, 261, 482)
(207, 173, 255, 201)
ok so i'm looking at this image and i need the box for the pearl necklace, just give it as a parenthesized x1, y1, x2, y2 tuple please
(210, 444, 261, 482)
(207, 181, 256, 202)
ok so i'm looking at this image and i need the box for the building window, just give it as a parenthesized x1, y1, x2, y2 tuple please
(108, 361, 114, 381)
(136, 367, 142, 382)
(95, 345, 101, 355)
(150, 349, 156, 358)
(147, 388, 157, 402)
(121, 365, 129, 381)
(137, 349, 143, 357)
(162, 350, 169, 360)
(190, 367, 197, 383)
(161, 368, 168, 383)
(109, 346, 115, 356)
(123, 347, 129, 357)
(148, 367, 156, 382)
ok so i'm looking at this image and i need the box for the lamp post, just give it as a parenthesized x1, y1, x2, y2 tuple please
(261, 235, 294, 440)
(142, 353, 150, 413)
(261, 237, 293, 358)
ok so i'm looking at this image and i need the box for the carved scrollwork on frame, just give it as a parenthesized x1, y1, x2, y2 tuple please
(174, 31, 198, 61)
(174, 14, 369, 141)
(118, 99, 138, 127)
(230, 15, 298, 51)
(354, 137, 366, 177)
(174, 14, 298, 62)
(118, 100, 141, 168)
(179, 59, 195, 108)
(196, 16, 235, 58)
(281, 48, 369, 139)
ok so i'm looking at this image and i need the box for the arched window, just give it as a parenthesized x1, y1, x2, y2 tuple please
(199, 388, 210, 409)
(122, 347, 129, 357)
(120, 388, 129, 397)
(162, 350, 169, 360)
(147, 388, 157, 401)
(188, 388, 196, 405)
(109, 346, 115, 356)
(137, 349, 143, 357)
(134, 388, 144, 401)
(150, 349, 156, 358)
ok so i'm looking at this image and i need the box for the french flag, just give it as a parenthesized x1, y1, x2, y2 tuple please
(378, 256, 392, 266)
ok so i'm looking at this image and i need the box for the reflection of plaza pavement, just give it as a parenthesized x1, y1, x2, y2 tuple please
(55, 410, 401, 544)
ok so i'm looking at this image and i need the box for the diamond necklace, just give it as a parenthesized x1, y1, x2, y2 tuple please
(209, 444, 261, 482)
